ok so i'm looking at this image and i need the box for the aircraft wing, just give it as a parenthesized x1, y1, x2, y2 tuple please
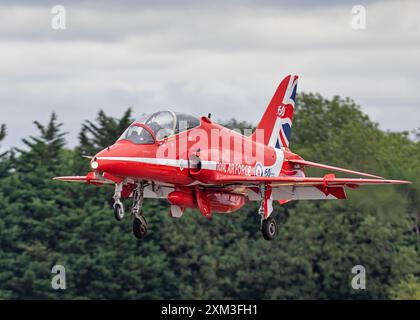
(215, 174, 410, 187)
(53, 176, 92, 183)
(286, 159, 383, 179)
(53, 172, 115, 185)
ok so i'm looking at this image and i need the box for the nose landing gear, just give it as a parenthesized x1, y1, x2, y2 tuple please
(113, 183, 125, 221)
(112, 180, 149, 239)
(113, 202, 125, 221)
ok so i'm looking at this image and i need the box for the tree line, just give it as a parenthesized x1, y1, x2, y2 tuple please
(0, 93, 419, 299)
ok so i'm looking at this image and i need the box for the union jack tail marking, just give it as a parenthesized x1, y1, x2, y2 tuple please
(252, 75, 298, 149)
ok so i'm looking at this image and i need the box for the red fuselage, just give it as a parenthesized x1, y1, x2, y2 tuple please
(92, 117, 291, 187)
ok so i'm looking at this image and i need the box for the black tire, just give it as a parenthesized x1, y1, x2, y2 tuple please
(113, 203, 124, 221)
(261, 217, 278, 241)
(133, 216, 148, 239)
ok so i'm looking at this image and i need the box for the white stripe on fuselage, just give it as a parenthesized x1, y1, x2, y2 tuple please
(97, 149, 284, 177)
(96, 156, 217, 170)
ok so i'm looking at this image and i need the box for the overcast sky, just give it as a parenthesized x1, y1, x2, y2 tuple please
(0, 0, 419, 149)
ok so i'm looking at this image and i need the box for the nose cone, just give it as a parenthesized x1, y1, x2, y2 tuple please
(90, 145, 116, 172)
(89, 140, 160, 181)
(89, 141, 145, 177)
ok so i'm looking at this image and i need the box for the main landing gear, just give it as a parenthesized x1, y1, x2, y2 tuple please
(261, 216, 278, 241)
(131, 181, 148, 239)
(113, 181, 148, 239)
(259, 184, 278, 241)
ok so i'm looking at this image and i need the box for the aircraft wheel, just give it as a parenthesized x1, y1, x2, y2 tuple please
(133, 216, 148, 239)
(113, 202, 125, 221)
(261, 217, 278, 241)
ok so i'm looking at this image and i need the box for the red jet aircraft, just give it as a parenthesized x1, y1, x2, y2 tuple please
(54, 75, 410, 240)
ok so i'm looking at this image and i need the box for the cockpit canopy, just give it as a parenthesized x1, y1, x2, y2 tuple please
(118, 111, 201, 144)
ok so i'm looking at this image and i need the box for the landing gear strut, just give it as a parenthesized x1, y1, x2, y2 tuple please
(259, 184, 278, 241)
(131, 181, 148, 239)
(113, 183, 125, 221)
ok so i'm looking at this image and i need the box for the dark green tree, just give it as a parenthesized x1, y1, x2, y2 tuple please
(0, 124, 10, 177)
(14, 113, 66, 175)
(390, 275, 420, 299)
(0, 113, 174, 299)
(0, 124, 5, 142)
(0, 124, 6, 157)
(0, 114, 69, 298)
(78, 108, 133, 156)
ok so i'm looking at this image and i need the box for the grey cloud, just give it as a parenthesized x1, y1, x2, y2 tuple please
(0, 0, 419, 150)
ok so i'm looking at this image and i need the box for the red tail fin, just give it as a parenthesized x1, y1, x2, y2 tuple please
(252, 75, 298, 148)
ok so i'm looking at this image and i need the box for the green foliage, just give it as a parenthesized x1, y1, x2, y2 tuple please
(0, 124, 7, 158)
(78, 108, 133, 156)
(390, 275, 420, 300)
(0, 124, 5, 142)
(0, 96, 418, 300)
(0, 124, 9, 177)
(219, 118, 255, 135)
(15, 113, 67, 174)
